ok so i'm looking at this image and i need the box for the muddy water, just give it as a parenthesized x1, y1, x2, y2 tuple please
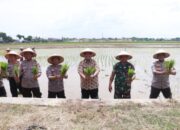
(1, 48, 180, 99)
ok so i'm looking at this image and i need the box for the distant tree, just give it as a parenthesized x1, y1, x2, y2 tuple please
(25, 35, 33, 42)
(0, 32, 14, 43)
(16, 34, 24, 40)
(0, 32, 7, 39)
(4, 36, 14, 43)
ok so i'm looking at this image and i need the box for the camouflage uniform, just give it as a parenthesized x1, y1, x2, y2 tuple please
(113, 62, 135, 99)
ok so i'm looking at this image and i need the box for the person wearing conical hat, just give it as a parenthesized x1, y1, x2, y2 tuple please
(6, 48, 11, 53)
(0, 68, 7, 97)
(5, 50, 22, 97)
(5, 48, 11, 63)
(46, 54, 68, 98)
(109, 51, 135, 99)
(19, 47, 24, 62)
(150, 49, 176, 99)
(20, 48, 42, 98)
(78, 48, 100, 99)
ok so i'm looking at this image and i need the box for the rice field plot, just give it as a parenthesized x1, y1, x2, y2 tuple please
(1, 48, 179, 99)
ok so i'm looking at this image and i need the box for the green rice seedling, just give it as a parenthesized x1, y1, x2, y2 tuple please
(0, 62, 8, 71)
(60, 64, 69, 76)
(0, 62, 8, 78)
(13, 65, 20, 77)
(84, 67, 96, 76)
(128, 68, 135, 77)
(164, 60, 175, 71)
(32, 66, 38, 75)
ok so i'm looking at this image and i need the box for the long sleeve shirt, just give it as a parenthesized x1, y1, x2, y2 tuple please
(46, 65, 64, 92)
(20, 60, 41, 88)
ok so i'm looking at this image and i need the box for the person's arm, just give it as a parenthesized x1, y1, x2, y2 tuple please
(153, 70, 166, 75)
(169, 68, 176, 75)
(131, 64, 136, 81)
(34, 63, 41, 79)
(152, 63, 166, 75)
(91, 62, 100, 78)
(63, 74, 68, 79)
(46, 66, 58, 80)
(78, 62, 86, 79)
(109, 71, 115, 93)
(14, 63, 20, 83)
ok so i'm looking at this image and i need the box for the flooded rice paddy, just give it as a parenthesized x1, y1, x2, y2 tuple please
(1, 48, 180, 99)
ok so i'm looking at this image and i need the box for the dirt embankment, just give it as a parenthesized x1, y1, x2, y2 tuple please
(1, 43, 180, 50)
(0, 98, 180, 130)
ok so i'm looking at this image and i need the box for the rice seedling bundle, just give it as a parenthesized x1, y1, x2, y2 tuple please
(13, 65, 20, 77)
(0, 62, 8, 78)
(164, 60, 175, 71)
(128, 68, 135, 77)
(32, 66, 38, 75)
(84, 67, 96, 76)
(60, 64, 69, 76)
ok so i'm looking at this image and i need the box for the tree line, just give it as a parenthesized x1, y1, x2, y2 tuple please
(1, 32, 180, 43)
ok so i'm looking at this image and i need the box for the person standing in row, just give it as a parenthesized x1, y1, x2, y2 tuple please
(20, 48, 42, 98)
(150, 49, 176, 99)
(5, 51, 22, 97)
(109, 51, 135, 99)
(0, 68, 7, 97)
(78, 48, 100, 99)
(46, 54, 68, 98)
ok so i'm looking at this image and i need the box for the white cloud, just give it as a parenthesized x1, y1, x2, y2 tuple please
(0, 0, 180, 38)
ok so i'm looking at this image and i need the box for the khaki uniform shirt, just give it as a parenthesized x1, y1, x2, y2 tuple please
(20, 60, 41, 88)
(78, 59, 100, 90)
(46, 65, 64, 92)
(7, 62, 20, 77)
(151, 61, 173, 89)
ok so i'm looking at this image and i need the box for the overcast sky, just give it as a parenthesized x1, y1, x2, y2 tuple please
(0, 0, 180, 38)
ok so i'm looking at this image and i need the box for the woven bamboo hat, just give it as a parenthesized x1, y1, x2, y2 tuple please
(47, 54, 64, 64)
(20, 48, 37, 57)
(153, 49, 170, 59)
(5, 51, 21, 59)
(80, 48, 96, 57)
(115, 51, 132, 60)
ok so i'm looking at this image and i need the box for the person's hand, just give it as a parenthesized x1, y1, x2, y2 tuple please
(34, 74, 40, 80)
(63, 74, 68, 79)
(14, 76, 20, 83)
(109, 85, 112, 93)
(56, 75, 63, 79)
(126, 77, 133, 84)
(164, 70, 171, 75)
(81, 74, 86, 79)
(85, 75, 91, 80)
(90, 74, 96, 78)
